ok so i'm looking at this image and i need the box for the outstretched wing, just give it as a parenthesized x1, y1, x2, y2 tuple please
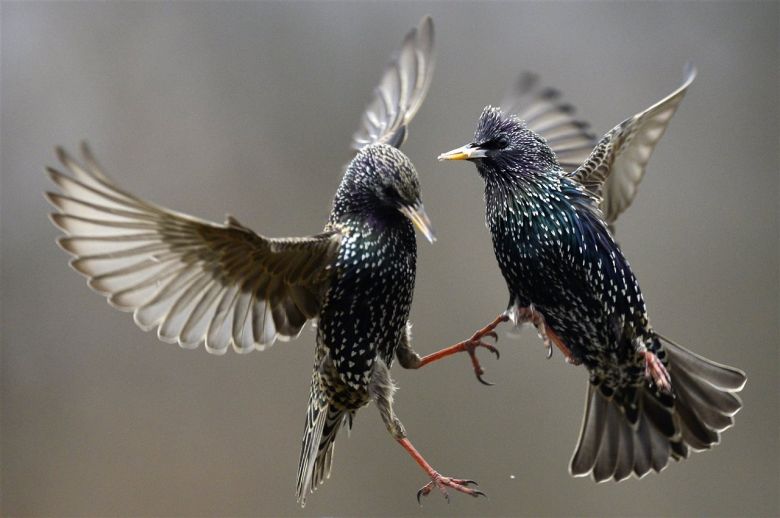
(46, 143, 342, 354)
(570, 64, 697, 224)
(502, 72, 597, 173)
(351, 15, 435, 150)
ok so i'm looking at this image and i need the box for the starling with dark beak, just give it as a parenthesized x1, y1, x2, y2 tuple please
(439, 65, 746, 481)
(46, 16, 486, 505)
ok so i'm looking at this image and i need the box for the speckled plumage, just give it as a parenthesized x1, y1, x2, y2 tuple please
(441, 75, 746, 481)
(479, 109, 656, 395)
(326, 146, 420, 384)
(46, 16, 482, 507)
(297, 144, 420, 498)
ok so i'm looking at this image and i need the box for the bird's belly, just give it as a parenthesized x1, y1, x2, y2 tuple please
(499, 245, 637, 371)
(317, 354, 372, 412)
(540, 306, 646, 385)
(492, 199, 651, 388)
(495, 229, 578, 309)
(538, 305, 607, 364)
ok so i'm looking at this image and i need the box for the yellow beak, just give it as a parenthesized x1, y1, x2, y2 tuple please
(400, 203, 437, 243)
(437, 143, 485, 161)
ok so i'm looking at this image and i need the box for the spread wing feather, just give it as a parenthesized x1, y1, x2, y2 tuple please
(351, 15, 435, 150)
(502, 71, 597, 173)
(570, 64, 697, 223)
(46, 143, 342, 354)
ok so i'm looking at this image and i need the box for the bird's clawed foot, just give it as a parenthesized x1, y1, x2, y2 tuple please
(512, 306, 554, 358)
(463, 314, 508, 385)
(414, 314, 507, 383)
(642, 350, 672, 394)
(416, 473, 486, 505)
(509, 306, 582, 366)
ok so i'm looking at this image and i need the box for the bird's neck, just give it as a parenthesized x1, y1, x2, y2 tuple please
(330, 195, 412, 243)
(479, 165, 594, 256)
(480, 164, 563, 216)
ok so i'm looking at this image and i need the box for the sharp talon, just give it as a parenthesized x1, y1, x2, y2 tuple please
(546, 345, 553, 359)
(418, 474, 486, 503)
(483, 331, 498, 342)
(416, 482, 432, 505)
(477, 373, 494, 386)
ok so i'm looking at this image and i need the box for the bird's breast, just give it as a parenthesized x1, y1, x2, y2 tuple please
(487, 183, 582, 301)
(317, 222, 416, 392)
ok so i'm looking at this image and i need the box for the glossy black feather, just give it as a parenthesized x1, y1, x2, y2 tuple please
(451, 105, 745, 482)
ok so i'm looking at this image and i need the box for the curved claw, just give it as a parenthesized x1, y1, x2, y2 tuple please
(465, 338, 501, 386)
(476, 372, 494, 386)
(475, 340, 500, 360)
(416, 475, 486, 505)
(481, 330, 499, 343)
(545, 344, 553, 359)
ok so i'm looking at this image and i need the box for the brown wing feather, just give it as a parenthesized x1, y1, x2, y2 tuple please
(46, 143, 342, 354)
(502, 72, 597, 173)
(570, 64, 697, 224)
(351, 15, 435, 150)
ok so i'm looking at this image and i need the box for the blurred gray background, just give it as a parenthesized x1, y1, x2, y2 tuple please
(2, 1, 778, 516)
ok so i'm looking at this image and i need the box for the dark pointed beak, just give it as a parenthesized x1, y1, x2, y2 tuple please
(437, 143, 486, 161)
(400, 203, 437, 243)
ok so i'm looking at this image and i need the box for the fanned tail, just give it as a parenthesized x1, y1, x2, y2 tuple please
(295, 377, 348, 507)
(570, 336, 746, 482)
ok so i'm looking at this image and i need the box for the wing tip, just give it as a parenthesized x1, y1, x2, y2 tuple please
(417, 14, 434, 51)
(55, 235, 77, 255)
(351, 15, 436, 151)
(48, 212, 68, 231)
(682, 61, 697, 86)
(44, 191, 68, 212)
(55, 145, 68, 165)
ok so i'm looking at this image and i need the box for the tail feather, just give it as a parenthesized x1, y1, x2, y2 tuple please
(296, 385, 347, 507)
(645, 412, 671, 473)
(570, 336, 745, 482)
(675, 371, 734, 431)
(675, 391, 719, 448)
(642, 389, 676, 438)
(672, 364, 741, 417)
(631, 416, 652, 477)
(570, 386, 608, 475)
(592, 402, 620, 481)
(613, 416, 634, 481)
(660, 333, 747, 391)
(312, 407, 346, 488)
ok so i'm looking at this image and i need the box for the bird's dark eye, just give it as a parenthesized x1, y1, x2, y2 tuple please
(481, 136, 510, 150)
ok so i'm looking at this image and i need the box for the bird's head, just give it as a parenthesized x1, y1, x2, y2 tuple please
(334, 144, 436, 243)
(438, 106, 557, 177)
